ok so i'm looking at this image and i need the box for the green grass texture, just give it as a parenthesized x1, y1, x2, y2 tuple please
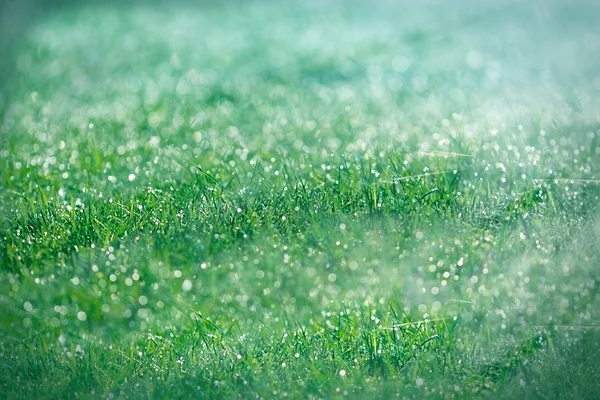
(1, 1, 599, 398)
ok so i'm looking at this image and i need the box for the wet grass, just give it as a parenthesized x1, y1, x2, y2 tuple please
(1, 1, 600, 398)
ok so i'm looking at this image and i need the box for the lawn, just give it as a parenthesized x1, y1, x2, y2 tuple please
(1, 1, 600, 398)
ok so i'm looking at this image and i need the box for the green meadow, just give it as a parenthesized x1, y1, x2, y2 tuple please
(1, 1, 599, 398)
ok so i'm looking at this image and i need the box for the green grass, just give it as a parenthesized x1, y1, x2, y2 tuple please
(1, 1, 600, 398)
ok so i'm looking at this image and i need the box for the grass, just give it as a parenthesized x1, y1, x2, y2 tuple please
(1, 0, 600, 398)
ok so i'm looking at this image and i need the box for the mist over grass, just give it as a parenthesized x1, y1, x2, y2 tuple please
(0, 1, 599, 398)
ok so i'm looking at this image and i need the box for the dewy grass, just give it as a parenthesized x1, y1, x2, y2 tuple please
(1, 1, 600, 399)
